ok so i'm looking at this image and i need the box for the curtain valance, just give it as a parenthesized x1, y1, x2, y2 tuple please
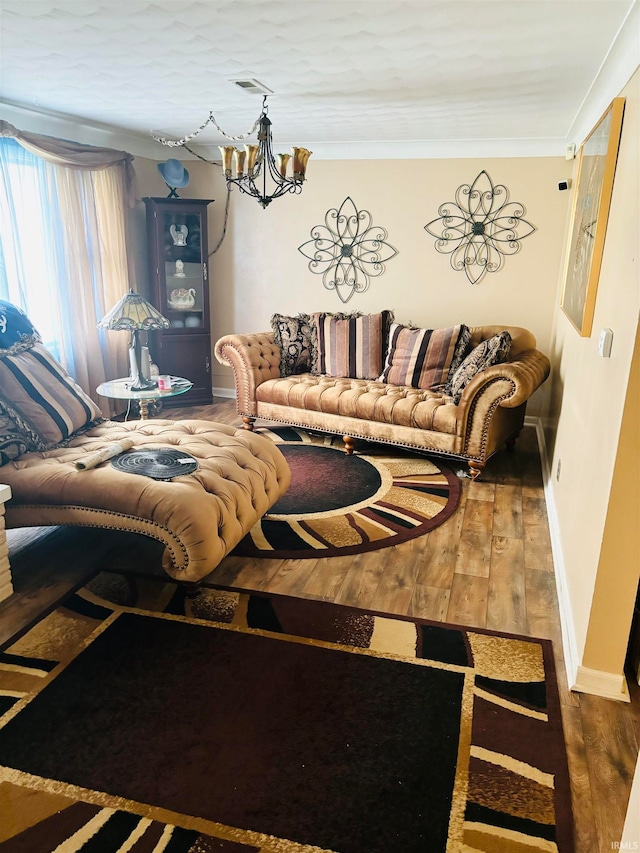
(0, 120, 136, 206)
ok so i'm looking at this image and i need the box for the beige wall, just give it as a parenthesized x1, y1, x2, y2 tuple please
(582, 321, 640, 673)
(203, 157, 570, 406)
(541, 68, 640, 675)
(131, 155, 570, 411)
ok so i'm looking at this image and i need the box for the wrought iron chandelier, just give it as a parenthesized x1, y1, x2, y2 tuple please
(218, 97, 312, 208)
(151, 96, 311, 209)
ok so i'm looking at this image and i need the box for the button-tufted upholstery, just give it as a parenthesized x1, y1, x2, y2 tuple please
(215, 325, 550, 480)
(256, 376, 458, 433)
(2, 419, 290, 583)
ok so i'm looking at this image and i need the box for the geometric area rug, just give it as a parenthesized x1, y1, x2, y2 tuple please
(0, 572, 574, 852)
(232, 427, 462, 559)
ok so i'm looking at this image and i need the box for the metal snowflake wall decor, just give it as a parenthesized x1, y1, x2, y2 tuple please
(298, 197, 398, 303)
(424, 171, 536, 285)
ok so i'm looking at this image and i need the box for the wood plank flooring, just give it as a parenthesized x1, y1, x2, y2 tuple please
(1, 398, 638, 850)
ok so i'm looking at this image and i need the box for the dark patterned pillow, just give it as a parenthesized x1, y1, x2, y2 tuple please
(270, 313, 316, 376)
(0, 342, 103, 449)
(0, 299, 41, 357)
(0, 400, 38, 465)
(314, 310, 394, 379)
(379, 323, 469, 390)
(445, 331, 513, 404)
(448, 324, 472, 379)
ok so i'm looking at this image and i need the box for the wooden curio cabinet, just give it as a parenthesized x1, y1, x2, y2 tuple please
(143, 197, 214, 406)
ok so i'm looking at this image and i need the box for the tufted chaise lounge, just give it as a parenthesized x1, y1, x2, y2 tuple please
(1, 419, 290, 585)
(215, 324, 550, 480)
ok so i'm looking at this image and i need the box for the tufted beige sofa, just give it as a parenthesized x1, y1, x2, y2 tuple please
(215, 325, 550, 480)
(1, 419, 290, 585)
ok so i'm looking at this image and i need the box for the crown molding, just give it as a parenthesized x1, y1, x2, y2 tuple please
(199, 136, 570, 159)
(566, 0, 640, 146)
(0, 99, 569, 160)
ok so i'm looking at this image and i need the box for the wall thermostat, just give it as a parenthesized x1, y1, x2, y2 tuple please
(598, 328, 614, 358)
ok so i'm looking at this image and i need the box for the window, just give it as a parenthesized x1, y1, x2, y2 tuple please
(0, 134, 132, 394)
(0, 138, 65, 362)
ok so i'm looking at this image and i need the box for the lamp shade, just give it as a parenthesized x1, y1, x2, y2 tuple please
(98, 290, 169, 331)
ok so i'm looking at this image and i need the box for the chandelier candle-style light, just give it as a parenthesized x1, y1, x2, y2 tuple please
(218, 98, 311, 208)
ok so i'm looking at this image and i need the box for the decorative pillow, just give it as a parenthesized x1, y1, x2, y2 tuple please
(311, 310, 363, 375)
(379, 323, 469, 390)
(314, 310, 394, 380)
(0, 401, 38, 465)
(445, 331, 513, 404)
(270, 313, 316, 377)
(0, 299, 41, 357)
(0, 342, 103, 448)
(448, 324, 472, 379)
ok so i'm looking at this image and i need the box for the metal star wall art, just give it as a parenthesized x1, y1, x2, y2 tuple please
(298, 197, 398, 303)
(424, 171, 536, 285)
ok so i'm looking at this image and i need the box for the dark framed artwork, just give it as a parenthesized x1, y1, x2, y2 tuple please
(561, 97, 625, 336)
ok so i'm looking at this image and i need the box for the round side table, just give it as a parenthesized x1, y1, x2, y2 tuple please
(96, 376, 193, 420)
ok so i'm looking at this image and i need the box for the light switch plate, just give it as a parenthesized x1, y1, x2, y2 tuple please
(598, 328, 613, 358)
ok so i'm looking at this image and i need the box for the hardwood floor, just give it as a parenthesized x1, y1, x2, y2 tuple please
(2, 398, 638, 850)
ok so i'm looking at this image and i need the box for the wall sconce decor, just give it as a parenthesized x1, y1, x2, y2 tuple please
(298, 197, 398, 303)
(424, 171, 536, 285)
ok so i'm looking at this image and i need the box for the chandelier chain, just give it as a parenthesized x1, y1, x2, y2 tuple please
(179, 144, 231, 255)
(151, 112, 260, 147)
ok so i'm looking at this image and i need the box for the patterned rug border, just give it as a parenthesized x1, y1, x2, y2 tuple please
(0, 572, 575, 853)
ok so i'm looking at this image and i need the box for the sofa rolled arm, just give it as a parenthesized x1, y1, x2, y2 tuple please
(215, 332, 282, 416)
(458, 348, 551, 409)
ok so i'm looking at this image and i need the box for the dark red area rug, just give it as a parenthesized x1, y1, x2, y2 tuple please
(0, 572, 574, 852)
(232, 427, 461, 559)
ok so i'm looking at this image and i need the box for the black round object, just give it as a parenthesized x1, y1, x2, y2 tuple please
(111, 448, 198, 480)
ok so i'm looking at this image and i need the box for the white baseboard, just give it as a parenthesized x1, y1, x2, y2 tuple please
(213, 386, 235, 399)
(572, 665, 631, 702)
(525, 415, 581, 691)
(525, 417, 631, 702)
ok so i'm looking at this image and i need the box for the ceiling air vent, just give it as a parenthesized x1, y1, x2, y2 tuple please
(232, 79, 273, 95)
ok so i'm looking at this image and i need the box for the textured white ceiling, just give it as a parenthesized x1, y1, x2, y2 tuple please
(0, 0, 636, 158)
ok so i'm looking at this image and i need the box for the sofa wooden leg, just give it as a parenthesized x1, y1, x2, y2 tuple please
(506, 430, 521, 451)
(181, 581, 202, 599)
(468, 460, 485, 481)
(241, 416, 255, 431)
(343, 435, 355, 455)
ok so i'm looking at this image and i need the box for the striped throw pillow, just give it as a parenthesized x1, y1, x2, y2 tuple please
(0, 343, 103, 448)
(379, 323, 469, 390)
(314, 311, 393, 380)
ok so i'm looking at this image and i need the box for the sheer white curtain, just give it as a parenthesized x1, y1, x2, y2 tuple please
(0, 123, 135, 402)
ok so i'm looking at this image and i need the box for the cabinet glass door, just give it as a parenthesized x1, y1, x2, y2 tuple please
(162, 210, 206, 330)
